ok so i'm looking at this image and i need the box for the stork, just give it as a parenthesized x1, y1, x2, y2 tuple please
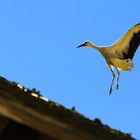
(77, 23, 140, 95)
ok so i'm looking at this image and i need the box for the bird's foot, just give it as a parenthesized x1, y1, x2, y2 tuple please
(109, 88, 112, 95)
(116, 84, 119, 90)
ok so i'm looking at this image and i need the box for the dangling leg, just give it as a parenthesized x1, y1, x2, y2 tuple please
(109, 67, 115, 95)
(115, 67, 120, 90)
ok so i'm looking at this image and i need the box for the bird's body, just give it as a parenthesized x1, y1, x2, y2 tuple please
(96, 45, 133, 71)
(78, 23, 140, 95)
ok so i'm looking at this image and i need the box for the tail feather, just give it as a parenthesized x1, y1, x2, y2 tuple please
(111, 58, 134, 71)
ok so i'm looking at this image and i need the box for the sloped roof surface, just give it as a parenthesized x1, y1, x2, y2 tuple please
(0, 76, 135, 140)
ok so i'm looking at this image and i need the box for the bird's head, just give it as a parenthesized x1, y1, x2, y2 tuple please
(77, 41, 92, 48)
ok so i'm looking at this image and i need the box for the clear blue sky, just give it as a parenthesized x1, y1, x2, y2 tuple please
(0, 0, 140, 139)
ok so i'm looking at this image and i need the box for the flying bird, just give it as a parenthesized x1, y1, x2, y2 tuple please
(77, 23, 140, 95)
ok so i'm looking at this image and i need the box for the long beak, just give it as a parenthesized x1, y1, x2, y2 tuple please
(77, 43, 85, 48)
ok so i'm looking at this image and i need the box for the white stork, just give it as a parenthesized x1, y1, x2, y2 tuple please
(77, 23, 140, 95)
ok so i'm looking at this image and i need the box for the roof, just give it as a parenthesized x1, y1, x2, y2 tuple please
(0, 76, 135, 140)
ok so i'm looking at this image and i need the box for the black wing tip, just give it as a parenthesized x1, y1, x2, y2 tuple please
(134, 23, 140, 26)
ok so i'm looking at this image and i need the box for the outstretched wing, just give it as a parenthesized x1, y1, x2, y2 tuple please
(111, 23, 140, 60)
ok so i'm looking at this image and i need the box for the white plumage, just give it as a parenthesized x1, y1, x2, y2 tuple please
(78, 23, 140, 95)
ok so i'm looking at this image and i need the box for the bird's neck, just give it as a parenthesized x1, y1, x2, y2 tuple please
(87, 42, 99, 50)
